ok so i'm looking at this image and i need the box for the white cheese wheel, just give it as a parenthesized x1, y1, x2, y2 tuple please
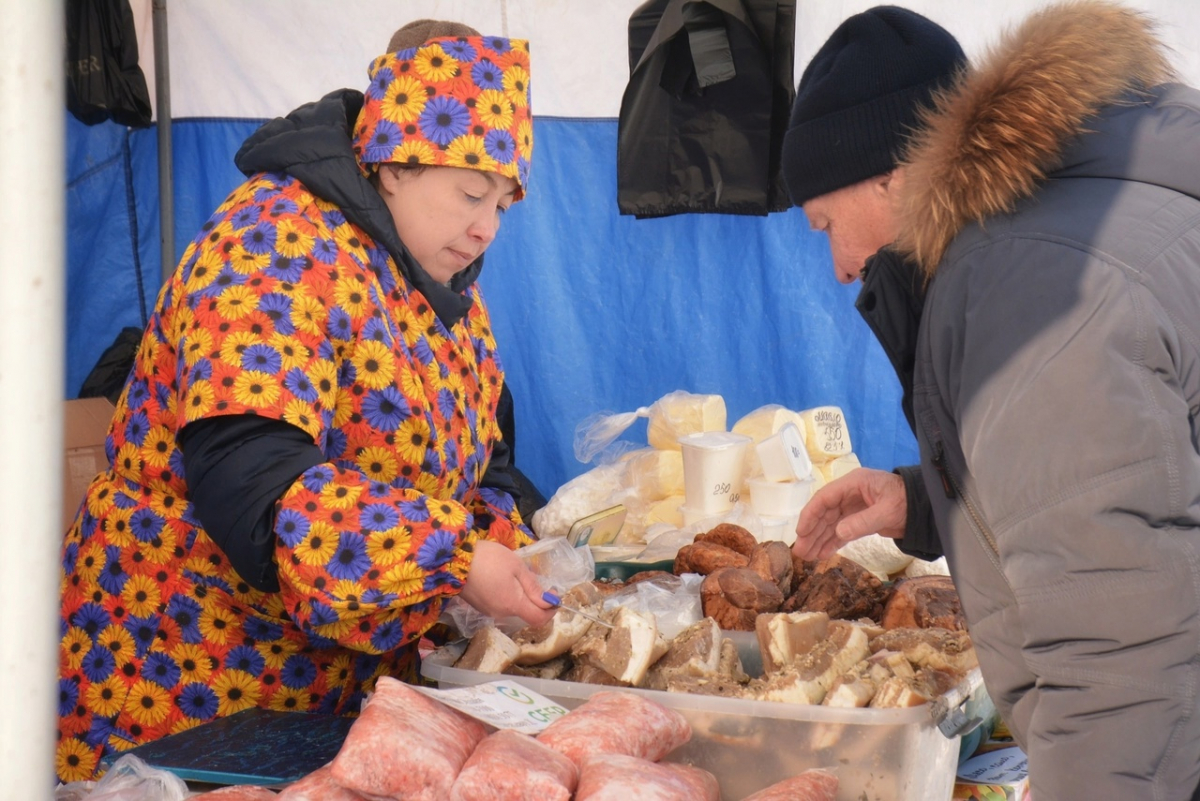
(798, 406, 853, 462)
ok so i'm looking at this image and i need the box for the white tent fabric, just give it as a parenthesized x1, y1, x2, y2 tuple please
(68, 1, 1200, 502)
(122, 0, 1200, 121)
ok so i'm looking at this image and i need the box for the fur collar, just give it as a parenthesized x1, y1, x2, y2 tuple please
(894, 0, 1173, 276)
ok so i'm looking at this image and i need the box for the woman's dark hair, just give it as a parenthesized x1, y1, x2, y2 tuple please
(368, 162, 430, 190)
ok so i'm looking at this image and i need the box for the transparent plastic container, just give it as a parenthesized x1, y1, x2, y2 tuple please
(421, 633, 960, 801)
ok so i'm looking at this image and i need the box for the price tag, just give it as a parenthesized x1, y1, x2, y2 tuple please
(413, 680, 569, 734)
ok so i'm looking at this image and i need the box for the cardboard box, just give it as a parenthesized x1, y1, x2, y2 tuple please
(63, 397, 115, 530)
(953, 746, 1030, 801)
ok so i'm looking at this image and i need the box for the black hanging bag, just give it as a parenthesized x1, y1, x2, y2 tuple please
(618, 0, 795, 217)
(66, 0, 153, 127)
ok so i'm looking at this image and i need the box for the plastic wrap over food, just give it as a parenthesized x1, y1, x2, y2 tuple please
(449, 729, 578, 801)
(53, 756, 188, 801)
(741, 769, 839, 801)
(536, 691, 691, 768)
(530, 462, 629, 540)
(193, 786, 281, 800)
(330, 677, 487, 801)
(574, 754, 719, 801)
(600, 573, 703, 639)
(276, 764, 367, 800)
(518, 536, 596, 595)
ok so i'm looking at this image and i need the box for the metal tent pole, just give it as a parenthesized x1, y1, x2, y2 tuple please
(0, 0, 65, 790)
(153, 0, 174, 282)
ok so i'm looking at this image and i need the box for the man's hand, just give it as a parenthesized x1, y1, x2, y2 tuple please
(459, 540, 555, 626)
(792, 468, 907, 560)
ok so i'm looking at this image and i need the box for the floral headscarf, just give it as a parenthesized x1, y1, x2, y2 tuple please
(353, 35, 533, 200)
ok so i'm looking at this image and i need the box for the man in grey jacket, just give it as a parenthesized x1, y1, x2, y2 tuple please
(787, 2, 1200, 798)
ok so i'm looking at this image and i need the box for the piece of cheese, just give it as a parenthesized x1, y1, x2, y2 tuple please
(646, 392, 727, 451)
(816, 452, 860, 484)
(644, 494, 686, 528)
(732, 405, 808, 446)
(798, 406, 853, 462)
(625, 449, 685, 498)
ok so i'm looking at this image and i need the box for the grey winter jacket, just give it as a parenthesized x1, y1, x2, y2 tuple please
(894, 5, 1200, 799)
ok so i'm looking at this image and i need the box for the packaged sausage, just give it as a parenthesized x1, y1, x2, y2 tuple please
(741, 769, 839, 800)
(449, 729, 578, 801)
(536, 691, 690, 768)
(330, 677, 488, 801)
(276, 764, 367, 800)
(189, 787, 279, 800)
(574, 753, 718, 801)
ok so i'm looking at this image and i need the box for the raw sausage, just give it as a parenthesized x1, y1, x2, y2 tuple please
(449, 729, 578, 801)
(276, 764, 367, 800)
(330, 677, 487, 801)
(740, 770, 839, 801)
(536, 691, 690, 768)
(574, 753, 718, 801)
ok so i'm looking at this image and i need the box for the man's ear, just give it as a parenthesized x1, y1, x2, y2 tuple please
(878, 167, 905, 198)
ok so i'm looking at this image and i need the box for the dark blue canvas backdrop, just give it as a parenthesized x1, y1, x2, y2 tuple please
(65, 113, 917, 497)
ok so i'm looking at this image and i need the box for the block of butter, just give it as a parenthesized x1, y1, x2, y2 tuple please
(798, 406, 852, 462)
(816, 452, 860, 484)
(625, 449, 685, 498)
(644, 494, 686, 528)
(647, 392, 727, 451)
(732, 404, 807, 445)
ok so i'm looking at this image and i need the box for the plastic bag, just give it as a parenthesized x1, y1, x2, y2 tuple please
(66, 0, 153, 127)
(530, 461, 629, 540)
(439, 538, 597, 638)
(54, 755, 188, 801)
(574, 407, 651, 464)
(517, 536, 596, 595)
(573, 391, 727, 464)
(601, 573, 704, 639)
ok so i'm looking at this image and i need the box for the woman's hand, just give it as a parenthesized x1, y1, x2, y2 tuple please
(459, 540, 555, 626)
(792, 468, 907, 560)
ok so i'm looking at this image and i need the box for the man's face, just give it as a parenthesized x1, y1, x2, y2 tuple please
(801, 174, 900, 284)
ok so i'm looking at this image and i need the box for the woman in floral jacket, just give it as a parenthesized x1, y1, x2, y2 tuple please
(56, 20, 550, 780)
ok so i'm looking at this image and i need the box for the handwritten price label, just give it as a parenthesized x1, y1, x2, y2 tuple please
(413, 680, 569, 733)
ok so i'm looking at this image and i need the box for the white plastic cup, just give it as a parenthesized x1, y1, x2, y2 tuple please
(679, 431, 752, 513)
(679, 504, 722, 528)
(756, 422, 812, 482)
(758, 514, 795, 543)
(748, 475, 814, 519)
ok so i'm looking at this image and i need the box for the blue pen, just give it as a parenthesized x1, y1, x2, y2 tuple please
(541, 591, 613, 628)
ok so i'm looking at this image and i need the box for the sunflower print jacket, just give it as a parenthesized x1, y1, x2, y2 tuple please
(55, 170, 530, 781)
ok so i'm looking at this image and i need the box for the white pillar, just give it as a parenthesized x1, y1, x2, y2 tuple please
(0, 1, 65, 795)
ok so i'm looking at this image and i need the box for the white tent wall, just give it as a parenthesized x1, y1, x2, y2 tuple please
(67, 1, 1200, 506)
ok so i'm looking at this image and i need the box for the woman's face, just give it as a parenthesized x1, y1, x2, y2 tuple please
(377, 165, 518, 284)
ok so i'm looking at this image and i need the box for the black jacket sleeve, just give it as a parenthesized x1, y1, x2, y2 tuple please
(178, 416, 325, 592)
(893, 464, 943, 560)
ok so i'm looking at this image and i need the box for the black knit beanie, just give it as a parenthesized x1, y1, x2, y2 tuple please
(782, 6, 965, 206)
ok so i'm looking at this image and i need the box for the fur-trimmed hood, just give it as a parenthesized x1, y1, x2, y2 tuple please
(894, 0, 1184, 275)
